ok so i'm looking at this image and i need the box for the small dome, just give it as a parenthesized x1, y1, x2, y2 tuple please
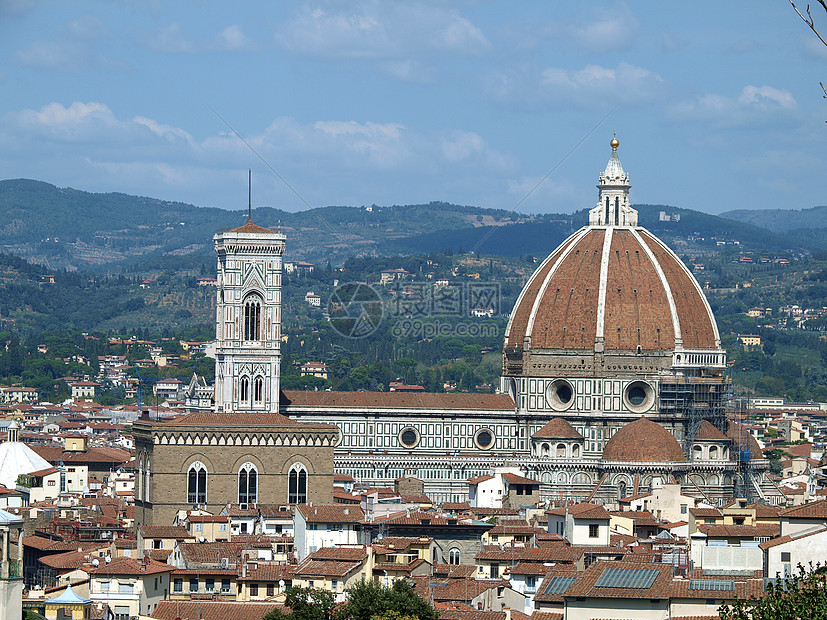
(694, 420, 729, 442)
(727, 422, 763, 459)
(602, 417, 686, 462)
(533, 418, 583, 439)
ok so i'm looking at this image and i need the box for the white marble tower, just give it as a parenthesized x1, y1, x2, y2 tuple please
(213, 190, 286, 413)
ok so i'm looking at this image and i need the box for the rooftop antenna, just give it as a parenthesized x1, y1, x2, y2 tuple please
(248, 168, 252, 221)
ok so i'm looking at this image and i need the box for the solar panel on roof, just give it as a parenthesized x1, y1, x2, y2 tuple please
(543, 575, 577, 595)
(689, 579, 735, 591)
(593, 567, 660, 589)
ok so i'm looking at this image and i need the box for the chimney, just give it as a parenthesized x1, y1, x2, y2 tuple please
(504, 607, 511, 620)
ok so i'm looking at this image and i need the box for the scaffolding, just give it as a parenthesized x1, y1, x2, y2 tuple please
(659, 373, 729, 453)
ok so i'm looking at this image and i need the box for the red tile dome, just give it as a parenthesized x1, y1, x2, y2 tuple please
(602, 417, 686, 462)
(504, 226, 719, 353)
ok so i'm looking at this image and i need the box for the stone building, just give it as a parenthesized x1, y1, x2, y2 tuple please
(282, 138, 780, 505)
(134, 212, 337, 526)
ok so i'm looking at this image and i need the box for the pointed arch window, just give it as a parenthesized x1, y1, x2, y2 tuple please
(145, 457, 151, 503)
(243, 294, 263, 341)
(238, 462, 258, 505)
(253, 376, 264, 405)
(187, 461, 207, 505)
(288, 463, 308, 504)
(137, 455, 143, 501)
(240, 376, 250, 404)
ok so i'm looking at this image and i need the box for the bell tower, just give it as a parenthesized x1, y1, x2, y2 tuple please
(213, 180, 285, 413)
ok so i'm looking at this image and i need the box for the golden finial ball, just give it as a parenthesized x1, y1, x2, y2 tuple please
(610, 135, 619, 150)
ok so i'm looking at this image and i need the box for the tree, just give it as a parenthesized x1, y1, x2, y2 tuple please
(719, 563, 827, 619)
(264, 587, 336, 620)
(789, 0, 827, 105)
(336, 579, 437, 620)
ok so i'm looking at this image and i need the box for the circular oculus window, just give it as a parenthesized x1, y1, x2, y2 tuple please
(624, 381, 654, 412)
(399, 427, 420, 449)
(546, 379, 575, 411)
(474, 428, 495, 450)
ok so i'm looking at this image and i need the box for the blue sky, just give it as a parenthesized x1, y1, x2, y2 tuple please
(1, 1, 825, 216)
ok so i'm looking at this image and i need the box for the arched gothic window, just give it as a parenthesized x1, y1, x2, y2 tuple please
(145, 457, 151, 503)
(572, 444, 580, 458)
(243, 294, 263, 341)
(253, 376, 264, 405)
(187, 461, 207, 505)
(448, 548, 461, 565)
(556, 443, 566, 458)
(240, 376, 250, 404)
(137, 456, 143, 501)
(238, 462, 258, 505)
(709, 445, 719, 460)
(541, 442, 550, 457)
(288, 463, 307, 504)
(693, 445, 703, 460)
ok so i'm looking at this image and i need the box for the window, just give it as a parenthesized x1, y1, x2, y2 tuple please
(781, 552, 791, 562)
(118, 582, 133, 594)
(206, 579, 215, 592)
(589, 524, 600, 538)
(221, 579, 231, 593)
(491, 563, 500, 578)
(254, 376, 264, 404)
(152, 539, 163, 549)
(188, 461, 207, 505)
(195, 523, 203, 532)
(267, 583, 275, 596)
(244, 294, 262, 341)
(100, 581, 110, 592)
(681, 505, 688, 514)
(331, 579, 338, 591)
(220, 523, 227, 532)
(289, 463, 308, 504)
(448, 548, 461, 565)
(250, 583, 259, 597)
(173, 579, 182, 593)
(189, 578, 199, 592)
(240, 376, 250, 404)
(238, 462, 258, 504)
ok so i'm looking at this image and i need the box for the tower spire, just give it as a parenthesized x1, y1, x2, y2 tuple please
(248, 168, 252, 221)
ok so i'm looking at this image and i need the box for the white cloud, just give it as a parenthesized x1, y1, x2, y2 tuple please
(669, 85, 797, 127)
(487, 61, 665, 108)
(274, 2, 489, 59)
(1, 101, 517, 210)
(145, 22, 197, 54)
(214, 24, 254, 51)
(12, 14, 113, 71)
(15, 101, 119, 135)
(569, 2, 639, 53)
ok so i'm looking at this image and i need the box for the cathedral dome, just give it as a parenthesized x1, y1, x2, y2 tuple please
(504, 140, 720, 357)
(602, 417, 686, 462)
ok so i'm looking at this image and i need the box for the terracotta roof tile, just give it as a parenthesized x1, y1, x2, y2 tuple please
(90, 557, 173, 576)
(282, 390, 515, 411)
(602, 417, 686, 462)
(151, 601, 283, 620)
(694, 420, 729, 441)
(296, 504, 364, 523)
(779, 499, 827, 518)
(532, 418, 583, 439)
